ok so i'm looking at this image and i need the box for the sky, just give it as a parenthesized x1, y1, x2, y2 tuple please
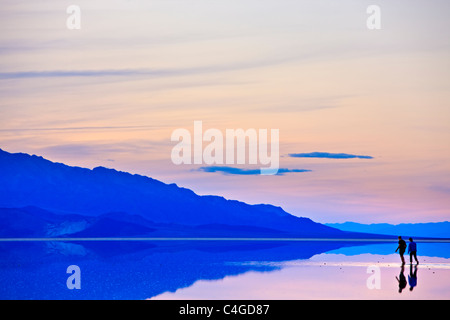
(0, 0, 449, 224)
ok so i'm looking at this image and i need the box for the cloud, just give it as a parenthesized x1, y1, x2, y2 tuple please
(0, 53, 299, 80)
(0, 125, 163, 132)
(198, 166, 312, 176)
(0, 69, 173, 79)
(288, 152, 373, 159)
(38, 140, 163, 158)
(429, 185, 450, 194)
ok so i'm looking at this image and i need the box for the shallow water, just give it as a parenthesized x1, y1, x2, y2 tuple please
(0, 240, 449, 299)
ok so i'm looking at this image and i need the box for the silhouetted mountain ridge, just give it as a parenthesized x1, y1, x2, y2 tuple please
(0, 148, 388, 238)
(326, 221, 450, 239)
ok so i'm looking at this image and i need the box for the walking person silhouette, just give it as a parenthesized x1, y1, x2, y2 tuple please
(408, 237, 419, 264)
(395, 236, 407, 265)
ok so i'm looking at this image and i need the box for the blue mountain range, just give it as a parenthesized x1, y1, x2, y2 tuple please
(326, 222, 450, 239)
(0, 148, 395, 239)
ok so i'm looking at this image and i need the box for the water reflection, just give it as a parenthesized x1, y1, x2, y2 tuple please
(396, 264, 418, 294)
(0, 240, 449, 299)
(397, 266, 407, 293)
(409, 264, 418, 292)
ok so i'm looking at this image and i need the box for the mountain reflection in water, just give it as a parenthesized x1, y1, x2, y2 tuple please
(1, 240, 449, 299)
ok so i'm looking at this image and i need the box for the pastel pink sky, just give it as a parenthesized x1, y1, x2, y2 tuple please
(0, 0, 449, 223)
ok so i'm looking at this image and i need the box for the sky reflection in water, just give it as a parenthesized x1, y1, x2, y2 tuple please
(1, 241, 449, 299)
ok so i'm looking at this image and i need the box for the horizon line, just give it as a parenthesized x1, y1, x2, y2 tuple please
(0, 237, 449, 242)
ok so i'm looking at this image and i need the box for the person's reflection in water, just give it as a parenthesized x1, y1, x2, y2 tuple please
(396, 266, 407, 293)
(409, 264, 418, 291)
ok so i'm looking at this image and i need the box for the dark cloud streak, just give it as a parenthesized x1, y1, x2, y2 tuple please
(0, 125, 164, 132)
(288, 152, 373, 159)
(0, 54, 300, 80)
(198, 166, 312, 176)
(0, 69, 176, 79)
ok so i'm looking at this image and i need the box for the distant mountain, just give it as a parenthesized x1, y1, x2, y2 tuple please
(0, 206, 152, 237)
(0, 148, 389, 238)
(0, 206, 305, 238)
(326, 222, 450, 239)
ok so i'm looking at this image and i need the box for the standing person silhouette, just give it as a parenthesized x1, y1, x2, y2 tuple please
(408, 237, 419, 264)
(395, 236, 407, 265)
